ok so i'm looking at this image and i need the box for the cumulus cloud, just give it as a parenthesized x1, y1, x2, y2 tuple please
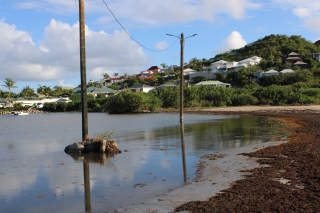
(214, 31, 247, 54)
(0, 19, 150, 85)
(14, 0, 261, 26)
(155, 40, 169, 50)
(272, 0, 320, 33)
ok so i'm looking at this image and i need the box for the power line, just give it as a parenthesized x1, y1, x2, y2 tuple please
(101, 0, 178, 52)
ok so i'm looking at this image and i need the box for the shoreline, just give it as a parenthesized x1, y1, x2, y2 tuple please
(110, 141, 288, 213)
(109, 105, 320, 213)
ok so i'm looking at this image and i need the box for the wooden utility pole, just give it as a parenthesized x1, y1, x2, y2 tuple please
(180, 33, 184, 123)
(79, 0, 88, 141)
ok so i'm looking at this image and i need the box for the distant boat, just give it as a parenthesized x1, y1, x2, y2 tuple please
(12, 111, 29, 116)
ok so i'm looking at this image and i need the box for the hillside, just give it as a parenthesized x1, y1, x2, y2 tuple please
(211, 34, 320, 65)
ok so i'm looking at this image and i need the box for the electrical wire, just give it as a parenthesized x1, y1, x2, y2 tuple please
(101, 0, 178, 52)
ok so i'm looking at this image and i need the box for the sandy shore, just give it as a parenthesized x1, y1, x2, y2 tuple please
(109, 105, 320, 213)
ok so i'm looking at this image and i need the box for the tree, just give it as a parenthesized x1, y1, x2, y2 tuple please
(20, 86, 35, 98)
(160, 63, 167, 68)
(102, 73, 110, 79)
(113, 73, 119, 78)
(37, 85, 52, 97)
(2, 78, 18, 105)
(123, 73, 129, 78)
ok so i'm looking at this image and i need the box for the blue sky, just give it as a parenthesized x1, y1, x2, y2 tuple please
(1, 0, 320, 93)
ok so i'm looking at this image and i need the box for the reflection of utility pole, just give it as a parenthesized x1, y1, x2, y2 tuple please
(166, 33, 197, 123)
(180, 122, 187, 182)
(79, 0, 88, 141)
(83, 161, 91, 212)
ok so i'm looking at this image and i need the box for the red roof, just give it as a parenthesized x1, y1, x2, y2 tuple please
(148, 66, 161, 71)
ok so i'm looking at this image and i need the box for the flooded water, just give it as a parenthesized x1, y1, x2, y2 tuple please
(0, 112, 287, 212)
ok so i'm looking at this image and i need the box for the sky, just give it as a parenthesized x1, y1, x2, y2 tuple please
(1, 0, 320, 93)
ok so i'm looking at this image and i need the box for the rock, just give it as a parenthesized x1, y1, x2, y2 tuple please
(67, 142, 85, 153)
(64, 139, 121, 154)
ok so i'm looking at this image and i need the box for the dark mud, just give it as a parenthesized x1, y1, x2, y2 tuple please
(176, 111, 320, 212)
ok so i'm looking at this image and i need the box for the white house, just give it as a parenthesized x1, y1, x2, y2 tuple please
(14, 97, 72, 108)
(210, 56, 262, 74)
(312, 53, 320, 61)
(195, 80, 231, 88)
(127, 84, 155, 93)
(280, 69, 295, 74)
(183, 68, 197, 75)
(253, 70, 265, 78)
(264, 69, 279, 77)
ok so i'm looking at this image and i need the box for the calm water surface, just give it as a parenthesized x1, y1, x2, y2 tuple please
(0, 112, 287, 212)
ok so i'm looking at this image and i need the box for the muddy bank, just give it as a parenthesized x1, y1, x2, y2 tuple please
(109, 105, 320, 212)
(176, 107, 320, 212)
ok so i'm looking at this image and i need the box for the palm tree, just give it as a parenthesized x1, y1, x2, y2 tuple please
(113, 73, 119, 78)
(123, 73, 129, 79)
(160, 63, 167, 69)
(37, 85, 52, 98)
(102, 73, 110, 79)
(20, 86, 35, 98)
(2, 78, 18, 106)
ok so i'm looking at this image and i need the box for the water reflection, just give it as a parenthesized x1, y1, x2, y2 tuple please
(83, 161, 91, 212)
(180, 122, 187, 183)
(67, 153, 119, 213)
(0, 113, 289, 213)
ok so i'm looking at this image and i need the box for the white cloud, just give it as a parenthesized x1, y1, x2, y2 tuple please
(14, 0, 261, 26)
(0, 19, 150, 84)
(304, 16, 320, 33)
(155, 40, 168, 50)
(272, 0, 320, 33)
(57, 80, 75, 88)
(215, 31, 247, 54)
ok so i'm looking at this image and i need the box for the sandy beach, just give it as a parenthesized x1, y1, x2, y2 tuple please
(109, 105, 320, 213)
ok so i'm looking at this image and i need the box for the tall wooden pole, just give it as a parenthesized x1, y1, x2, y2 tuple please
(79, 0, 88, 141)
(180, 33, 184, 123)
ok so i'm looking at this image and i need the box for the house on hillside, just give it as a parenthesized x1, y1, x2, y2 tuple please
(210, 56, 262, 74)
(139, 70, 154, 80)
(264, 69, 279, 77)
(183, 68, 197, 75)
(286, 52, 302, 64)
(90, 88, 116, 98)
(294, 61, 308, 69)
(108, 78, 127, 84)
(195, 80, 231, 88)
(127, 84, 155, 93)
(155, 82, 178, 89)
(147, 66, 161, 72)
(254, 70, 265, 78)
(312, 53, 320, 61)
(74, 87, 116, 97)
(280, 69, 295, 74)
(0, 99, 7, 108)
(13, 97, 72, 108)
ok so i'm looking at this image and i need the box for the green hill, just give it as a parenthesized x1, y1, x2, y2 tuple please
(211, 34, 320, 66)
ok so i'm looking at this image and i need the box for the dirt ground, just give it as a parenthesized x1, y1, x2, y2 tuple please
(176, 105, 320, 212)
(110, 105, 320, 213)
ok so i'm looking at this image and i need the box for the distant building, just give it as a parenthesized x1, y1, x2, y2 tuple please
(195, 80, 231, 88)
(312, 53, 320, 61)
(286, 52, 302, 64)
(294, 61, 308, 69)
(127, 84, 155, 93)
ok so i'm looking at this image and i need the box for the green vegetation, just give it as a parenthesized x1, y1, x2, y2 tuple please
(2, 34, 320, 114)
(93, 129, 115, 141)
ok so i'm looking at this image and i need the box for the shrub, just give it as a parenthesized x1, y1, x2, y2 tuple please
(43, 102, 56, 112)
(56, 102, 67, 112)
